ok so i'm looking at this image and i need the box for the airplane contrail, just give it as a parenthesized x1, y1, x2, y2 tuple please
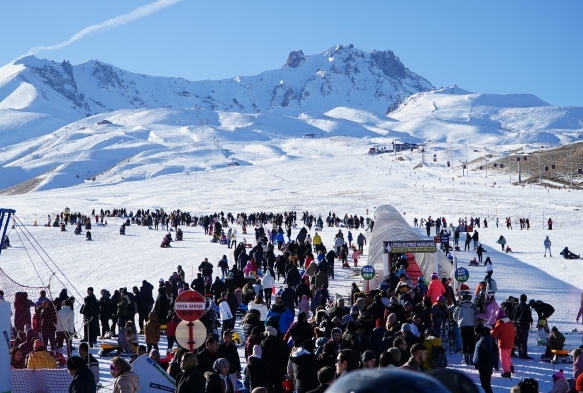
(21, 0, 182, 57)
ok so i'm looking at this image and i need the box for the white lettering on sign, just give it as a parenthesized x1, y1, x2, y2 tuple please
(175, 302, 205, 310)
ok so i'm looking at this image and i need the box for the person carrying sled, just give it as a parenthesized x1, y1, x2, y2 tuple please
(560, 247, 580, 260)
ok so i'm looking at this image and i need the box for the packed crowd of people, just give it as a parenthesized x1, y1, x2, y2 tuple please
(3, 209, 583, 393)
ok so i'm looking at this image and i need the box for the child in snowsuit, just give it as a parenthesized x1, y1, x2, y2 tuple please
(298, 295, 310, 318)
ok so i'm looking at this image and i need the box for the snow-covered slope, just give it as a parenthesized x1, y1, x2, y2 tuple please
(1, 46, 583, 193)
(388, 87, 583, 144)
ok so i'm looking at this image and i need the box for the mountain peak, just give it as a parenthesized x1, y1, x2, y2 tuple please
(283, 50, 306, 68)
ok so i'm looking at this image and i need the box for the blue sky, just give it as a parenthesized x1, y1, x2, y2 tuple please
(1, 1, 582, 106)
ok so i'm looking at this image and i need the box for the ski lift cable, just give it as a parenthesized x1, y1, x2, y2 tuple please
(13, 217, 75, 298)
(11, 224, 47, 288)
(13, 215, 85, 300)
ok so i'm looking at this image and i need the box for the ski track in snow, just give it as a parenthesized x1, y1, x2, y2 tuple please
(1, 148, 583, 392)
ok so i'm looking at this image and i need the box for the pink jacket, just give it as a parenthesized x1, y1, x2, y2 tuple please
(427, 279, 445, 303)
(352, 250, 359, 261)
(478, 299, 500, 327)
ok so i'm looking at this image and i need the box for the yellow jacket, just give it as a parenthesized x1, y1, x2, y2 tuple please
(422, 336, 443, 370)
(313, 233, 322, 245)
(25, 350, 57, 369)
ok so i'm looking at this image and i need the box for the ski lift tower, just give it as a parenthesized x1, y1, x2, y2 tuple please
(0, 209, 16, 256)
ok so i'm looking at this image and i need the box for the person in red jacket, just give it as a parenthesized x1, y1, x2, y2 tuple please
(426, 273, 445, 304)
(490, 309, 515, 378)
(166, 313, 180, 351)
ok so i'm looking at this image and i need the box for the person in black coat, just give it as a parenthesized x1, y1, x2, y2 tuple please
(132, 287, 146, 334)
(261, 329, 290, 393)
(211, 277, 226, 299)
(216, 330, 241, 381)
(98, 290, 112, 338)
(243, 310, 264, 338)
(325, 251, 336, 279)
(246, 345, 269, 390)
(286, 266, 301, 288)
(281, 284, 297, 311)
(473, 324, 498, 393)
(197, 337, 220, 375)
(192, 274, 206, 295)
(205, 358, 234, 393)
(290, 341, 319, 393)
(81, 287, 100, 348)
(512, 294, 533, 359)
(529, 299, 555, 322)
(67, 356, 97, 393)
(176, 353, 205, 393)
(296, 280, 312, 303)
(154, 286, 169, 325)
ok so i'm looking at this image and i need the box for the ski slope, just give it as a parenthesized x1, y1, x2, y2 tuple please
(1, 143, 583, 392)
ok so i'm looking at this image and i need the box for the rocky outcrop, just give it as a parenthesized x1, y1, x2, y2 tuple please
(284, 50, 306, 68)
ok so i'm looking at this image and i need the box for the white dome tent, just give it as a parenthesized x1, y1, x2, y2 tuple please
(367, 204, 454, 289)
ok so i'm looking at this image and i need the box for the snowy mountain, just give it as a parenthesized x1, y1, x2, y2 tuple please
(0, 45, 582, 194)
(0, 44, 432, 147)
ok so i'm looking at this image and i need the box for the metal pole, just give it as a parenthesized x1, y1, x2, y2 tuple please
(518, 158, 521, 184)
(539, 151, 542, 182)
(570, 144, 573, 187)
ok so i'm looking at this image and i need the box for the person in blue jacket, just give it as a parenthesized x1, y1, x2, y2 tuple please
(265, 296, 294, 337)
(473, 324, 499, 393)
(274, 232, 285, 250)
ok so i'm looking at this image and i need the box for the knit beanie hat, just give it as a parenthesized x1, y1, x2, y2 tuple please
(518, 378, 539, 393)
(361, 350, 376, 363)
(252, 345, 262, 358)
(66, 356, 86, 370)
(213, 358, 231, 372)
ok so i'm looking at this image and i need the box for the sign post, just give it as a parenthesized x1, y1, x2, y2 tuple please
(174, 290, 206, 321)
(175, 320, 207, 353)
(454, 267, 470, 283)
(174, 290, 206, 352)
(360, 265, 376, 293)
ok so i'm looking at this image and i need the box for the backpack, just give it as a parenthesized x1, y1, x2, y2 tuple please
(430, 345, 448, 369)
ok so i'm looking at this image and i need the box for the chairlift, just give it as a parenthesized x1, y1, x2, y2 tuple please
(544, 166, 549, 172)
(523, 156, 527, 161)
(433, 159, 436, 162)
(516, 157, 521, 162)
(578, 168, 583, 174)
(493, 163, 498, 168)
(500, 164, 504, 169)
(479, 165, 483, 170)
(551, 164, 556, 170)
(447, 161, 450, 167)
(463, 164, 467, 169)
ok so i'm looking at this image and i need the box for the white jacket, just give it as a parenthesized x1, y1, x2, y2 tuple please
(262, 274, 275, 289)
(218, 300, 233, 321)
(248, 302, 269, 321)
(56, 307, 75, 333)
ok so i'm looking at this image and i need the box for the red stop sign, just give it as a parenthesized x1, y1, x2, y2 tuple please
(174, 290, 206, 321)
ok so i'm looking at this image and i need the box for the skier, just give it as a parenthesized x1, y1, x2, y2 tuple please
(544, 236, 552, 257)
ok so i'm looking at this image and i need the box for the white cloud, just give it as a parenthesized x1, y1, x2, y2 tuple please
(21, 0, 182, 57)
